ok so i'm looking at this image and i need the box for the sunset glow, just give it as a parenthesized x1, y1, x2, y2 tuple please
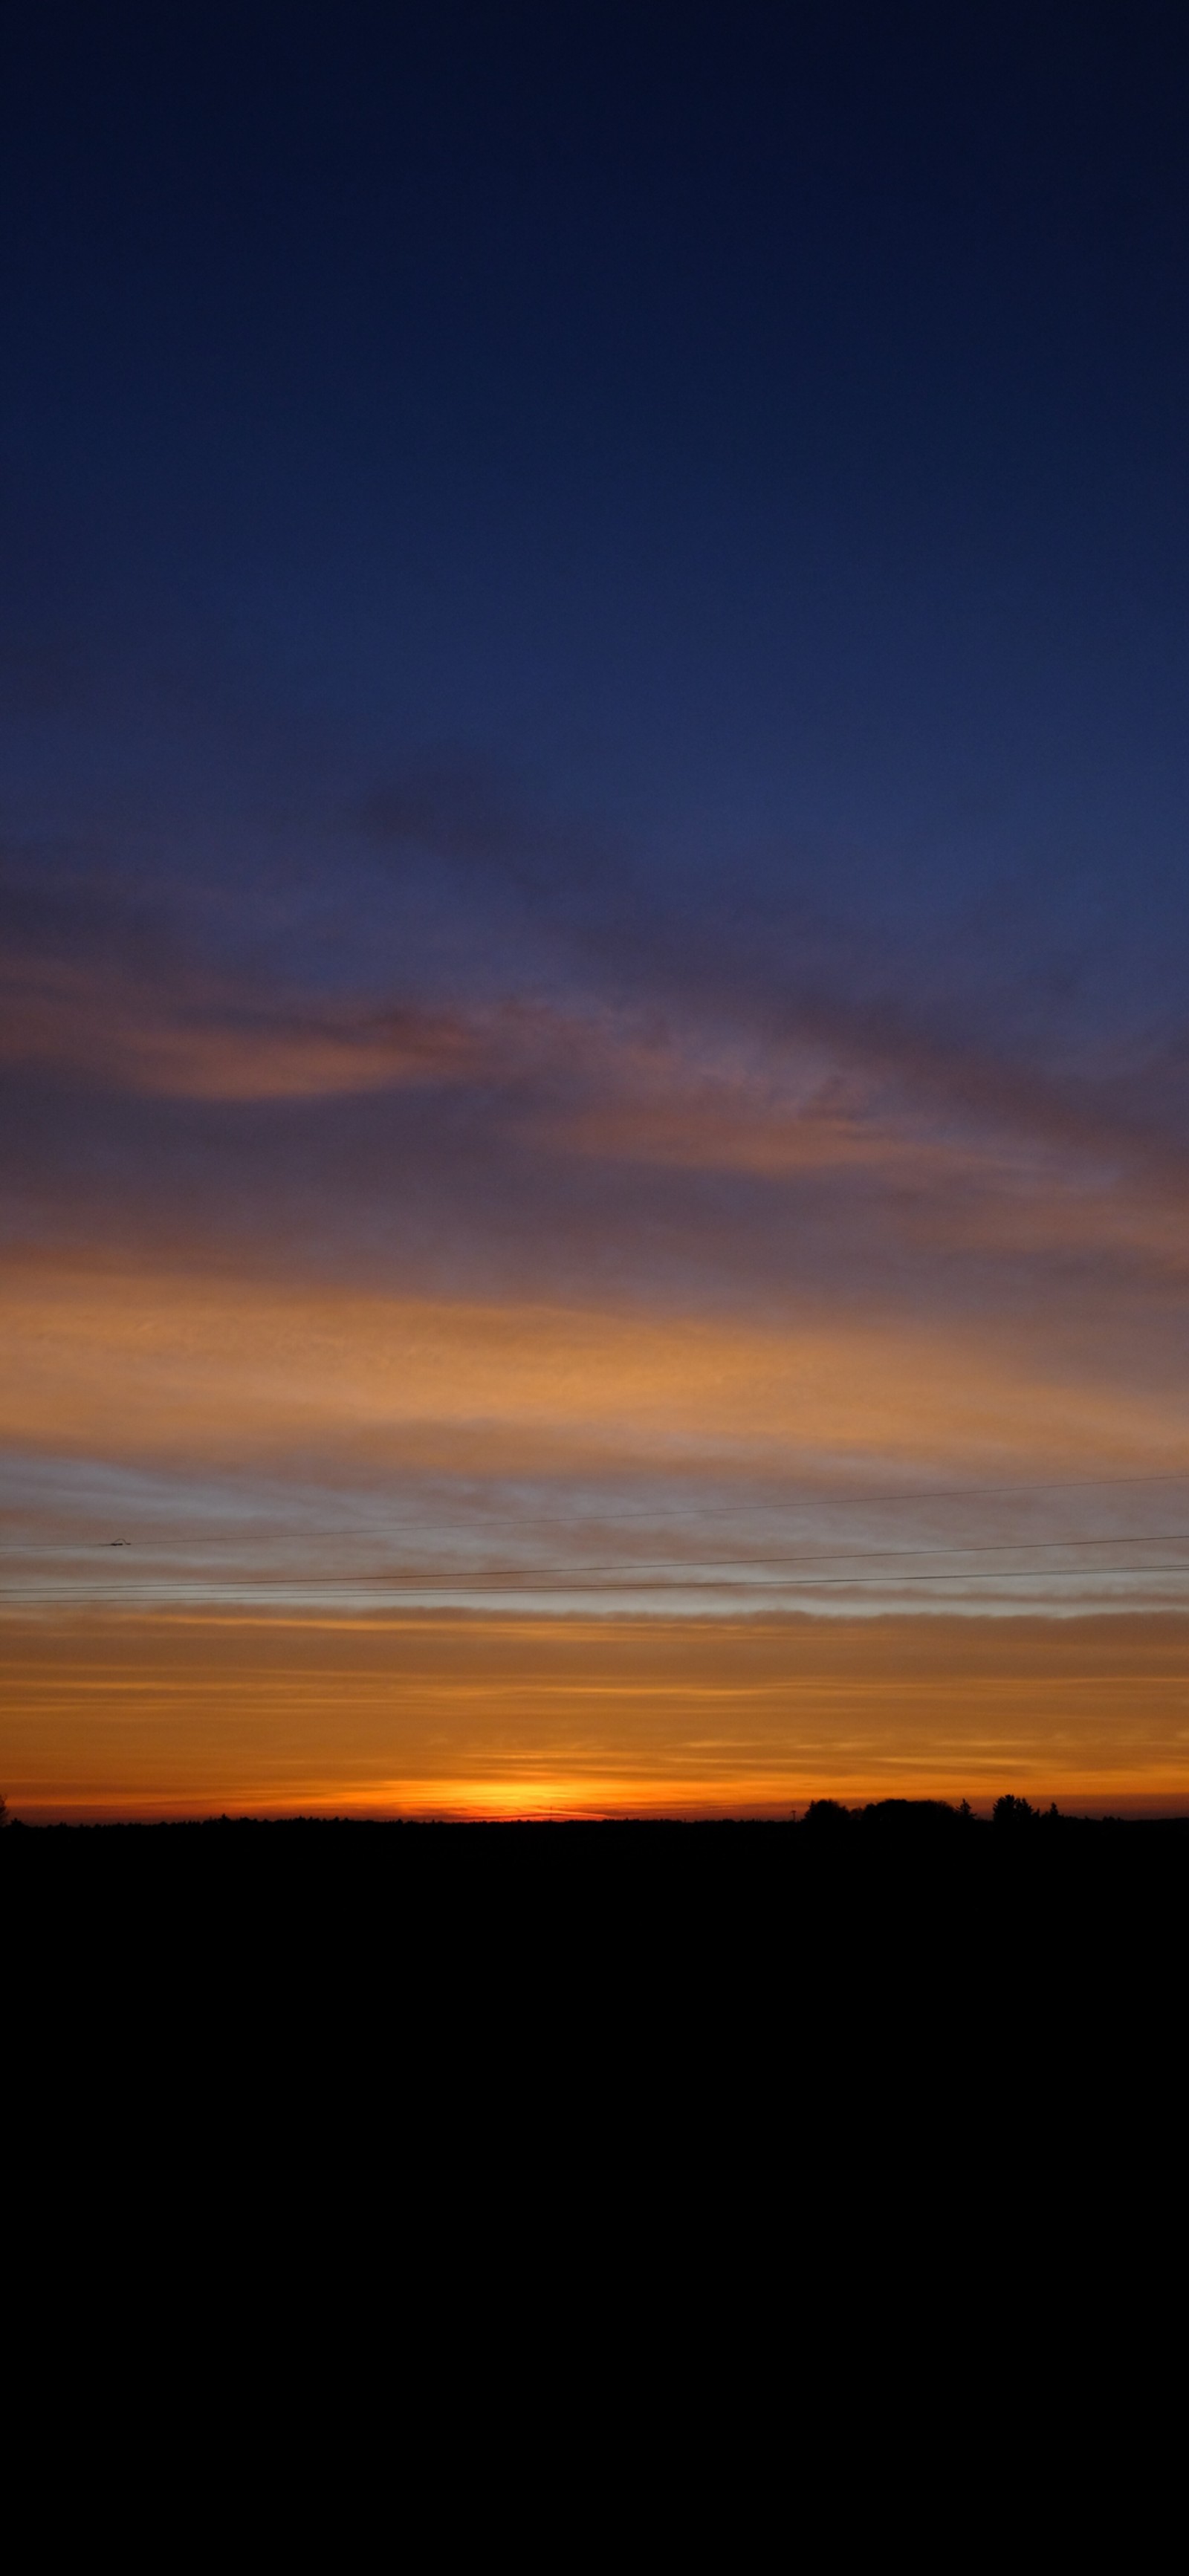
(4, 12, 1189, 1820)
(7, 1608, 1189, 1823)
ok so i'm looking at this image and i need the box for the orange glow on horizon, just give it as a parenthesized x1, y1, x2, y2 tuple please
(5, 1603, 1188, 1821)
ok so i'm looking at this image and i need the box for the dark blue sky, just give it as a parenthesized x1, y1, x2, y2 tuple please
(7, 0, 1189, 1026)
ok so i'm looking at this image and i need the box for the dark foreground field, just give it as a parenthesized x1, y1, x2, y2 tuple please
(8, 1806, 1188, 2008)
(7, 1809, 1184, 2222)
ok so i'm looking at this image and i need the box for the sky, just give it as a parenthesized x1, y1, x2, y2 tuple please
(4, 1, 1189, 1814)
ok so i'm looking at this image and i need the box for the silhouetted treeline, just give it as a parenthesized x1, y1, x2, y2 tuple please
(799, 1794, 1144, 1829)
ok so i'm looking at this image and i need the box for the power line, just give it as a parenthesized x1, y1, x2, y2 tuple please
(7, 1562, 1189, 1600)
(6, 1527, 1189, 1578)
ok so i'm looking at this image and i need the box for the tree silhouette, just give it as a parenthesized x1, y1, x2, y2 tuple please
(992, 1794, 1037, 1826)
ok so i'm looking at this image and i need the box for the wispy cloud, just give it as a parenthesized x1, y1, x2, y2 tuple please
(6, 923, 1189, 1306)
(0, 951, 481, 1098)
(356, 749, 611, 897)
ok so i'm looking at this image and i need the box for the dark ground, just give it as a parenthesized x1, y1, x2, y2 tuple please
(7, 1808, 1182, 2255)
(8, 1806, 1187, 2017)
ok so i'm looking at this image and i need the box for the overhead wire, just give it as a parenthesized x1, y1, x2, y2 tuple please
(7, 1563, 1189, 1602)
(6, 1526, 1189, 1579)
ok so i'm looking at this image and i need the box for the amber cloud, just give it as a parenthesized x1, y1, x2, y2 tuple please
(4, 1259, 1188, 1480)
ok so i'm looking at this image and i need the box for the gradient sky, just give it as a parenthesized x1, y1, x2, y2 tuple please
(4, 3, 1189, 1814)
